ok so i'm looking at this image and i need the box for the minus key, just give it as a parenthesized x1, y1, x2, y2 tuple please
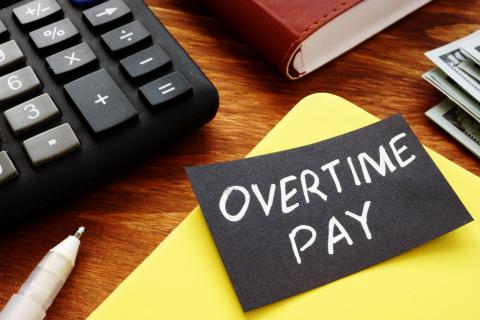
(120, 45, 171, 80)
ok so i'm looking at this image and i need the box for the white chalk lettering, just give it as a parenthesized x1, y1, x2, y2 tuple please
(289, 225, 317, 264)
(358, 145, 397, 183)
(321, 159, 342, 193)
(389, 132, 416, 167)
(345, 200, 372, 240)
(347, 156, 362, 186)
(219, 186, 250, 222)
(300, 169, 328, 204)
(251, 184, 276, 217)
(280, 175, 299, 214)
(328, 216, 353, 255)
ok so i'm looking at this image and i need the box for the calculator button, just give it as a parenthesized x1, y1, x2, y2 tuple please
(140, 71, 192, 108)
(46, 42, 97, 77)
(23, 123, 80, 166)
(120, 45, 171, 80)
(13, 0, 62, 27)
(83, 0, 132, 29)
(0, 151, 18, 185)
(101, 20, 151, 54)
(29, 18, 79, 51)
(64, 69, 138, 133)
(0, 66, 42, 106)
(0, 18, 8, 39)
(0, 40, 26, 74)
(5, 94, 60, 136)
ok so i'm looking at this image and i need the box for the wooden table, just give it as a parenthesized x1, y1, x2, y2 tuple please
(1, 0, 478, 319)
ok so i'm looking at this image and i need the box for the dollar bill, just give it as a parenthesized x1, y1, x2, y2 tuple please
(426, 99, 480, 158)
(425, 31, 480, 103)
(458, 59, 480, 82)
(460, 36, 480, 65)
(422, 68, 480, 122)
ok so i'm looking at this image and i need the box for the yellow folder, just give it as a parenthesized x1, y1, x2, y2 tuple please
(88, 94, 480, 320)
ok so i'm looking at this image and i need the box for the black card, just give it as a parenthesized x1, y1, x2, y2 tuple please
(186, 115, 473, 311)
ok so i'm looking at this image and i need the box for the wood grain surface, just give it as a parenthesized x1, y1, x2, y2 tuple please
(1, 0, 479, 319)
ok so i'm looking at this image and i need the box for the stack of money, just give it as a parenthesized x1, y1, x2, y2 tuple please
(424, 31, 480, 158)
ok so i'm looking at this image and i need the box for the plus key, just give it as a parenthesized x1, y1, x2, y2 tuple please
(64, 69, 138, 133)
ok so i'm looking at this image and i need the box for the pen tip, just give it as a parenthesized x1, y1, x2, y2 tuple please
(74, 226, 85, 239)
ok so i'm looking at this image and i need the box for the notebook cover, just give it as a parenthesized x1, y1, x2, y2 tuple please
(88, 93, 480, 320)
(200, 0, 362, 78)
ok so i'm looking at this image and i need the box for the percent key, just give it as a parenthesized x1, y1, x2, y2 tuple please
(29, 18, 79, 52)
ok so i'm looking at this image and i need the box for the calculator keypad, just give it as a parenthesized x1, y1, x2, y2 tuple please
(101, 20, 151, 54)
(0, 66, 41, 105)
(46, 42, 97, 76)
(29, 18, 79, 51)
(0, 151, 18, 185)
(5, 93, 60, 135)
(64, 69, 138, 133)
(0, 0, 196, 186)
(83, 0, 132, 29)
(23, 123, 80, 166)
(0, 40, 26, 73)
(13, 0, 62, 27)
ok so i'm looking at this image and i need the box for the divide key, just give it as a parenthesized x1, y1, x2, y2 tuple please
(101, 20, 151, 54)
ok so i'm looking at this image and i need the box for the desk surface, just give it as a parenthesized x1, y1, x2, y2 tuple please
(1, 0, 479, 319)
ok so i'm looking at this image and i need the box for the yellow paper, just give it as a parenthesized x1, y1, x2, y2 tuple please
(88, 94, 480, 320)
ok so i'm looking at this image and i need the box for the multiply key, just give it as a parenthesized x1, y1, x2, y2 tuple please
(46, 43, 97, 77)
(64, 69, 138, 133)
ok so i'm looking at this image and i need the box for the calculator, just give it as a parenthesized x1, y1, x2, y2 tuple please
(0, 0, 219, 224)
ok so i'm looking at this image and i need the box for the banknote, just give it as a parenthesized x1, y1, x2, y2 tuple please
(426, 99, 480, 158)
(458, 59, 480, 82)
(425, 31, 480, 103)
(422, 68, 480, 122)
(460, 36, 480, 65)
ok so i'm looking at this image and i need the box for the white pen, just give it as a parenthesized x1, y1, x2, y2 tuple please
(0, 227, 85, 320)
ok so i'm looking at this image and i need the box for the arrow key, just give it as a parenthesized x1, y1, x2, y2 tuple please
(83, 0, 132, 30)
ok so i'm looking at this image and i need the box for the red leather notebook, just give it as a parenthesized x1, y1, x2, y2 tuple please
(202, 0, 432, 79)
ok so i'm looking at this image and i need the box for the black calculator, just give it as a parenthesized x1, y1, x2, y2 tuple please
(0, 0, 219, 224)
